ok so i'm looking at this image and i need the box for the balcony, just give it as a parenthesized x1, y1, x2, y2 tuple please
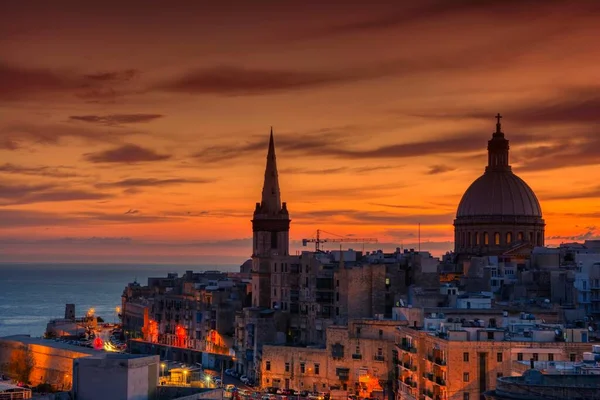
(398, 340, 417, 353)
(373, 355, 385, 362)
(422, 389, 434, 400)
(434, 357, 447, 366)
(423, 372, 433, 382)
(435, 376, 446, 386)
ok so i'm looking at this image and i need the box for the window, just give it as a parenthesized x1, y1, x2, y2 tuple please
(266, 361, 271, 371)
(285, 363, 290, 372)
(497, 373, 503, 378)
(355, 346, 360, 354)
(314, 364, 320, 375)
(529, 232, 534, 243)
(506, 232, 512, 244)
(379, 329, 383, 339)
(533, 353, 539, 361)
(487, 332, 494, 339)
(548, 353, 554, 362)
(537, 232, 542, 246)
(273, 288, 277, 296)
(356, 327, 361, 336)
(463, 352, 469, 362)
(468, 232, 472, 245)
(570, 353, 576, 362)
(377, 348, 383, 357)
(271, 231, 278, 249)
(274, 263, 277, 272)
(484, 232, 489, 245)
(517, 353, 523, 361)
(497, 353, 503, 362)
(475, 232, 480, 245)
(336, 292, 340, 301)
(463, 372, 469, 382)
(463, 394, 469, 400)
(518, 232, 523, 241)
(300, 363, 305, 373)
(494, 232, 500, 245)
(336, 307, 339, 316)
(336, 279, 339, 287)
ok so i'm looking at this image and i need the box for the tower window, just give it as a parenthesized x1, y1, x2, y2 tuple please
(529, 232, 533, 243)
(517, 232, 523, 241)
(506, 232, 512, 244)
(484, 232, 489, 245)
(494, 232, 500, 245)
(537, 232, 542, 246)
(475, 232, 480, 245)
(271, 231, 278, 249)
(468, 232, 472, 246)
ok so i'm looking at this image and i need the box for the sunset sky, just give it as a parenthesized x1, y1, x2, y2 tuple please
(1, 0, 599, 264)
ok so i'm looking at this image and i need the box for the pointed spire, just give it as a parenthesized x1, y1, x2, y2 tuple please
(260, 127, 282, 215)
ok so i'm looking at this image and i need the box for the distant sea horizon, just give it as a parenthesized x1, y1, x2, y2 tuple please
(0, 262, 240, 338)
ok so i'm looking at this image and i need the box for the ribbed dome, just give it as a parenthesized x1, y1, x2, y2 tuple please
(456, 170, 542, 218)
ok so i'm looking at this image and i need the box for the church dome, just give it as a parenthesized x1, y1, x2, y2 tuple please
(456, 170, 542, 218)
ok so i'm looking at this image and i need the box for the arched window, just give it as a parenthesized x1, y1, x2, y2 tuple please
(529, 232, 534, 243)
(475, 232, 480, 245)
(517, 232, 523, 241)
(484, 232, 489, 245)
(468, 232, 472, 246)
(494, 232, 500, 245)
(506, 232, 512, 244)
(537, 232, 542, 246)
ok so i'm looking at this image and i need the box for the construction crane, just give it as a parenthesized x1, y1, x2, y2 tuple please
(302, 229, 378, 252)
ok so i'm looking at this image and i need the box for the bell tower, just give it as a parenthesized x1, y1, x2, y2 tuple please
(251, 128, 290, 308)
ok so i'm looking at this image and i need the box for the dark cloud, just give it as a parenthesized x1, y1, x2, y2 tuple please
(69, 114, 164, 126)
(543, 185, 600, 201)
(0, 209, 79, 228)
(314, 0, 570, 37)
(294, 209, 454, 226)
(281, 164, 394, 175)
(547, 228, 600, 242)
(84, 144, 171, 163)
(0, 163, 82, 178)
(0, 63, 139, 102)
(0, 181, 110, 206)
(0, 122, 138, 150)
(368, 202, 441, 211)
(156, 64, 403, 96)
(193, 129, 484, 164)
(95, 177, 213, 189)
(427, 165, 456, 175)
(84, 69, 139, 82)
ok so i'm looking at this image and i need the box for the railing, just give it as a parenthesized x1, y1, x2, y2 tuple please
(435, 376, 446, 386)
(434, 357, 447, 366)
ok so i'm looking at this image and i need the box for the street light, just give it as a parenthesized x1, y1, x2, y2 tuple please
(183, 370, 188, 384)
(161, 363, 165, 377)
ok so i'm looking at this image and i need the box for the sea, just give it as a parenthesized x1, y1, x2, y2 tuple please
(0, 263, 239, 338)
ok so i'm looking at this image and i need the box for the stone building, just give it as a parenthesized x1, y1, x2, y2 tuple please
(394, 323, 591, 400)
(0, 335, 95, 390)
(251, 129, 294, 309)
(261, 319, 406, 397)
(454, 115, 545, 257)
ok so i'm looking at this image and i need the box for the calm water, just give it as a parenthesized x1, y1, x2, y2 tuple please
(0, 263, 239, 337)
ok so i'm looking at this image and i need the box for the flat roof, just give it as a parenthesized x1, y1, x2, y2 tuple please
(0, 335, 97, 355)
(0, 382, 31, 392)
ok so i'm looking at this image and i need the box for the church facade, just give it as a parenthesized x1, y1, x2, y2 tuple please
(454, 115, 545, 257)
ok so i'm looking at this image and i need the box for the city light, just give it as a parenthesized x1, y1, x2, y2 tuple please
(115, 306, 121, 314)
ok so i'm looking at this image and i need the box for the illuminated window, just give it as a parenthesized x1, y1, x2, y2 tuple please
(518, 232, 523, 241)
(314, 364, 320, 375)
(300, 363, 305, 373)
(484, 232, 489, 245)
(494, 232, 500, 245)
(468, 232, 472, 246)
(463, 372, 469, 382)
(506, 232, 512, 244)
(266, 361, 271, 371)
(463, 352, 469, 362)
(475, 232, 480, 245)
(285, 363, 290, 372)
